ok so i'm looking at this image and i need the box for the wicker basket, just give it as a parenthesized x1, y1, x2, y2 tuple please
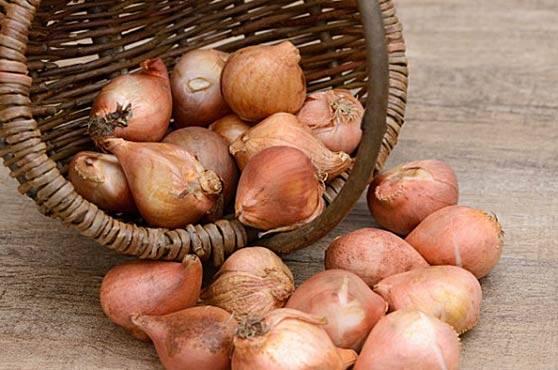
(0, 0, 407, 266)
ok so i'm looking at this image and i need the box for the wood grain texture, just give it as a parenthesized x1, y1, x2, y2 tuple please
(1, 0, 557, 369)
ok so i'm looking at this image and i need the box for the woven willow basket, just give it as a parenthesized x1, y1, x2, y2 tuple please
(0, 0, 407, 266)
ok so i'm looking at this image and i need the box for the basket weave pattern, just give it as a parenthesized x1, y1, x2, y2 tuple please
(0, 0, 407, 266)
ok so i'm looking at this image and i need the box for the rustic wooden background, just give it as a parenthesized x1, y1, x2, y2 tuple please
(1, 0, 557, 369)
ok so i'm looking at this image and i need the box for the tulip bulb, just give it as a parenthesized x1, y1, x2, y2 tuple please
(374, 265, 482, 334)
(230, 113, 352, 180)
(68, 151, 136, 214)
(132, 306, 236, 370)
(354, 310, 461, 370)
(368, 160, 459, 235)
(286, 269, 387, 351)
(89, 58, 172, 143)
(297, 89, 364, 153)
(102, 138, 222, 228)
(171, 49, 230, 128)
(232, 308, 358, 370)
(201, 247, 294, 319)
(221, 41, 306, 122)
(235, 146, 325, 233)
(163, 127, 238, 211)
(100, 256, 202, 341)
(406, 205, 503, 278)
(209, 114, 251, 145)
(325, 228, 428, 287)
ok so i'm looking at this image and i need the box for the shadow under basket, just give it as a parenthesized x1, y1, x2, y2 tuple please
(0, 0, 408, 266)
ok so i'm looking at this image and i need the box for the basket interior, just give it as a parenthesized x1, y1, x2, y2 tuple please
(29, 0, 370, 178)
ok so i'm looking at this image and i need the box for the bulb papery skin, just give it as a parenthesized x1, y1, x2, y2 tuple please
(230, 112, 352, 180)
(406, 205, 503, 278)
(325, 228, 429, 287)
(235, 146, 325, 233)
(201, 247, 295, 319)
(209, 114, 251, 145)
(286, 269, 387, 351)
(221, 41, 306, 122)
(368, 159, 459, 235)
(171, 49, 230, 128)
(89, 58, 172, 143)
(231, 308, 358, 370)
(163, 127, 238, 211)
(102, 138, 222, 228)
(68, 151, 136, 214)
(100, 256, 202, 341)
(374, 265, 482, 334)
(297, 89, 364, 153)
(354, 310, 461, 370)
(132, 305, 236, 370)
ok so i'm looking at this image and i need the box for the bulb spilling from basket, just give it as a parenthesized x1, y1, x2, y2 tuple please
(75, 41, 359, 233)
(96, 159, 502, 370)
(81, 42, 503, 370)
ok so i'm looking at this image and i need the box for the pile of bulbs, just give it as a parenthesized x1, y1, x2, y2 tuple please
(99, 157, 503, 370)
(69, 41, 364, 233)
(75, 40, 503, 370)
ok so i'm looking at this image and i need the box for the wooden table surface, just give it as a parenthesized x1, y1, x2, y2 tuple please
(1, 0, 557, 369)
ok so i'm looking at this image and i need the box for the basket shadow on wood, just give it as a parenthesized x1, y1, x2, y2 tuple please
(0, 0, 408, 266)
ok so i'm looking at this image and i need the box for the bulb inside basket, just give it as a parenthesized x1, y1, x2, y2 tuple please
(66, 43, 365, 234)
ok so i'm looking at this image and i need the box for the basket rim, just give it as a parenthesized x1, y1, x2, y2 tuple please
(0, 0, 408, 266)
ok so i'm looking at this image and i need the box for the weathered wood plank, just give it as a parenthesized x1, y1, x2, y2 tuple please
(1, 0, 557, 369)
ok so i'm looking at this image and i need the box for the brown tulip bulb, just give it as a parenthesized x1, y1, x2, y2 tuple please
(209, 114, 251, 145)
(163, 127, 238, 210)
(68, 151, 136, 214)
(221, 41, 306, 122)
(100, 256, 202, 340)
(235, 146, 325, 233)
(230, 113, 352, 180)
(102, 138, 222, 228)
(171, 49, 230, 127)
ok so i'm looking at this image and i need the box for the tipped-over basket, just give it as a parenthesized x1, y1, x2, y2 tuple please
(0, 0, 408, 266)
